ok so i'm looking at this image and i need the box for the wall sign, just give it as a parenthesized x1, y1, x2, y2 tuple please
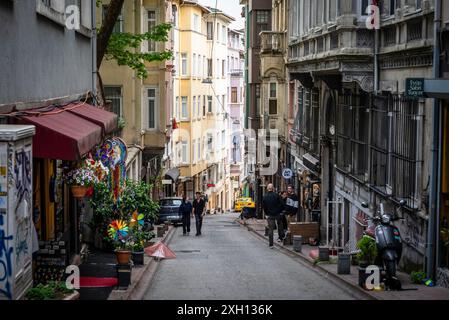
(405, 78, 425, 99)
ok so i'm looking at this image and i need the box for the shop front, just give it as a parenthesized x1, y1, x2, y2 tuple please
(11, 101, 118, 285)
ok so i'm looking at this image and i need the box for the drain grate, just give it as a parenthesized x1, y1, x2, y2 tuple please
(176, 250, 201, 253)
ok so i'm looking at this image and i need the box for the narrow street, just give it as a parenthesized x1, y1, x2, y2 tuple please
(143, 213, 355, 300)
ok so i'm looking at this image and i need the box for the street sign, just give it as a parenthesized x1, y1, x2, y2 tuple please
(405, 78, 425, 99)
(282, 168, 293, 179)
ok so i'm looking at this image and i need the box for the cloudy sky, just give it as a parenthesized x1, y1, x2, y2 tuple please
(199, 0, 244, 30)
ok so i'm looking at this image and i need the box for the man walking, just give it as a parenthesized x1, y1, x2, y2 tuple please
(262, 184, 285, 247)
(285, 185, 299, 224)
(192, 192, 206, 236)
(179, 195, 192, 236)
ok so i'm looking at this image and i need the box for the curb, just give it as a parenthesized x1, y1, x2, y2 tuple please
(108, 225, 177, 300)
(237, 219, 378, 301)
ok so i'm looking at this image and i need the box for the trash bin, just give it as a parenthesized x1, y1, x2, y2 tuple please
(337, 253, 351, 274)
(242, 207, 256, 219)
(293, 235, 303, 252)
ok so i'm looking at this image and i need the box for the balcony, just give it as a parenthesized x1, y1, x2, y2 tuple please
(260, 31, 286, 55)
(229, 69, 243, 77)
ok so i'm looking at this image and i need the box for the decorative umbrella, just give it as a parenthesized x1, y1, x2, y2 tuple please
(144, 241, 176, 260)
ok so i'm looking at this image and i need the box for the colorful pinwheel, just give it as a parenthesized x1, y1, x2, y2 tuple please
(108, 220, 129, 241)
(130, 211, 145, 228)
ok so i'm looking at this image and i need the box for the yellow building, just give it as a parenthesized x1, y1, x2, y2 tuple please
(167, 1, 234, 212)
(97, 0, 174, 191)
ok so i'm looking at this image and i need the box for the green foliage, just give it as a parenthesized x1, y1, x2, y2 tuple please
(105, 25, 173, 79)
(132, 229, 155, 251)
(411, 271, 427, 284)
(356, 236, 378, 265)
(89, 181, 118, 235)
(117, 116, 126, 130)
(119, 179, 160, 222)
(25, 281, 74, 300)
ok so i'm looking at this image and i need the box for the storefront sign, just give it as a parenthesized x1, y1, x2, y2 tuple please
(405, 78, 425, 99)
(282, 168, 293, 179)
(162, 179, 173, 185)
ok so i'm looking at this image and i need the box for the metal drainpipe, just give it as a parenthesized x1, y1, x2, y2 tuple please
(91, 0, 97, 102)
(427, 0, 442, 279)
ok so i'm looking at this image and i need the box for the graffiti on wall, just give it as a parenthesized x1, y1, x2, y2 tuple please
(402, 213, 425, 253)
(0, 214, 13, 300)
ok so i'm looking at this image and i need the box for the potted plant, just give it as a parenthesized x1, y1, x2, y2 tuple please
(356, 235, 378, 289)
(66, 166, 99, 198)
(108, 219, 132, 265)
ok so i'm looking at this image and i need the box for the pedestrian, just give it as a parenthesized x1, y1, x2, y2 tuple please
(179, 195, 193, 236)
(285, 184, 299, 224)
(192, 192, 206, 236)
(280, 191, 288, 235)
(262, 184, 285, 247)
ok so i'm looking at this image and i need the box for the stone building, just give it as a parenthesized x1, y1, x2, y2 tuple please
(287, 0, 435, 272)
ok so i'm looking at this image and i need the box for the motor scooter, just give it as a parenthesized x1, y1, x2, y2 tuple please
(361, 200, 406, 290)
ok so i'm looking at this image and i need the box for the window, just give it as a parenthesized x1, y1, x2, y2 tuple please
(197, 140, 201, 161)
(197, 97, 201, 118)
(181, 96, 188, 119)
(146, 88, 157, 130)
(198, 55, 202, 77)
(172, 5, 178, 27)
(222, 130, 226, 148)
(181, 53, 188, 76)
(269, 83, 277, 115)
(207, 22, 214, 40)
(256, 10, 270, 46)
(207, 59, 213, 77)
(203, 96, 206, 116)
(222, 60, 225, 77)
(175, 96, 179, 119)
(37, 0, 66, 26)
(360, 0, 369, 16)
(222, 25, 227, 43)
(193, 53, 197, 76)
(103, 5, 123, 33)
(193, 96, 196, 118)
(181, 141, 188, 163)
(207, 96, 213, 113)
(217, 23, 221, 42)
(255, 84, 261, 116)
(193, 14, 200, 32)
(104, 86, 123, 117)
(207, 134, 213, 151)
(222, 95, 226, 112)
(231, 87, 238, 103)
(216, 59, 220, 78)
(148, 11, 156, 52)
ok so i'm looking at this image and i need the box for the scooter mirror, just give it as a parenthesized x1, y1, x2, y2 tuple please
(361, 202, 369, 208)
(399, 200, 406, 207)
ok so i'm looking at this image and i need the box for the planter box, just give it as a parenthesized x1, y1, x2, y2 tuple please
(116, 264, 132, 290)
(132, 251, 144, 266)
(288, 222, 319, 243)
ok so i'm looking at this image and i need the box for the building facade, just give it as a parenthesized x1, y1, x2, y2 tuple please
(240, 0, 272, 217)
(165, 1, 235, 213)
(286, 0, 435, 272)
(98, 0, 174, 196)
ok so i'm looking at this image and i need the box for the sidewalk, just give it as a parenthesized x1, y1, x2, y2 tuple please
(108, 224, 176, 300)
(238, 217, 449, 300)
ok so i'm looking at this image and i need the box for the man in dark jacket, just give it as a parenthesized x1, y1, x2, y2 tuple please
(192, 192, 206, 236)
(262, 184, 285, 247)
(179, 196, 193, 235)
(285, 185, 299, 223)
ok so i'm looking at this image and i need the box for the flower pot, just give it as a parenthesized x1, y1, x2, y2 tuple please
(71, 185, 87, 198)
(115, 250, 132, 265)
(132, 251, 144, 266)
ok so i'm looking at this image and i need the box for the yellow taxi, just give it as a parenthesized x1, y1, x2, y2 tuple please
(234, 197, 256, 212)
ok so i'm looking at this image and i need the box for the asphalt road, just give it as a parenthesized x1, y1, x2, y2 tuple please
(143, 212, 355, 300)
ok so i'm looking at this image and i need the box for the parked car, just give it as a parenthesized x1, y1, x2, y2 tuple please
(234, 197, 256, 212)
(156, 197, 183, 225)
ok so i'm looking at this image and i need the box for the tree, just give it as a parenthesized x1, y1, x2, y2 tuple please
(96, 0, 172, 103)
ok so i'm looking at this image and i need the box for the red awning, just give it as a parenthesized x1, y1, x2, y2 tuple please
(19, 111, 103, 161)
(66, 103, 118, 134)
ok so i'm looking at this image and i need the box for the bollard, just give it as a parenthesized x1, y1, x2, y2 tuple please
(293, 235, 303, 252)
(157, 225, 164, 238)
(337, 253, 351, 274)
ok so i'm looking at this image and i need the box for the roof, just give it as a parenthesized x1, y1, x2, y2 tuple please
(205, 7, 236, 22)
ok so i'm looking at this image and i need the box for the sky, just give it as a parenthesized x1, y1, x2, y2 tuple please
(199, 0, 244, 30)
